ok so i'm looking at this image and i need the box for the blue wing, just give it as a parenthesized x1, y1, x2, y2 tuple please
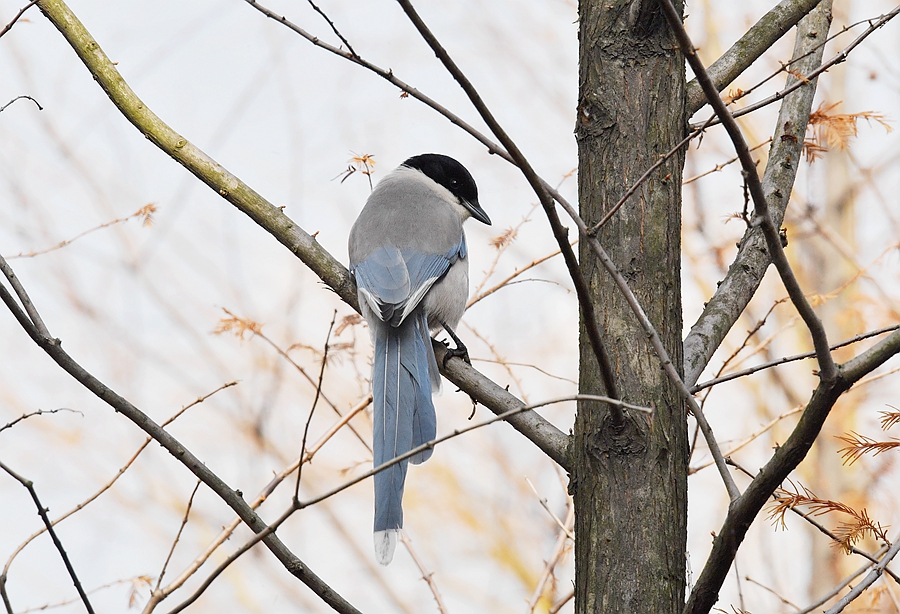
(352, 237, 466, 327)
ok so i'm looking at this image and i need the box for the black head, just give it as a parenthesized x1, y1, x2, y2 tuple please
(402, 153, 491, 225)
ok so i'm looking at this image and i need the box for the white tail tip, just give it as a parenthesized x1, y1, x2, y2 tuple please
(374, 529, 399, 565)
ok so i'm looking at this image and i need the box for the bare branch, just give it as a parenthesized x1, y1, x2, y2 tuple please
(796, 542, 893, 613)
(436, 342, 571, 469)
(682, 0, 835, 387)
(161, 397, 369, 613)
(0, 249, 51, 338)
(153, 481, 201, 592)
(692, 324, 900, 393)
(398, 533, 449, 614)
(0, 94, 42, 112)
(685, 0, 823, 115)
(169, 394, 634, 610)
(683, 139, 772, 185)
(295, 311, 337, 502)
(0, 407, 81, 434)
(824, 538, 900, 614)
(527, 498, 574, 612)
(0, 461, 95, 614)
(304, 0, 357, 57)
(163, 534, 261, 614)
(6, 204, 157, 259)
(298, 393, 646, 511)
(0, 1, 39, 40)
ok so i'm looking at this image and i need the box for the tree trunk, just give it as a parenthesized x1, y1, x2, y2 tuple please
(574, 1, 688, 612)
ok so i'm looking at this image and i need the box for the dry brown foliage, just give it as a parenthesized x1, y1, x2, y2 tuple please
(768, 481, 890, 554)
(212, 308, 263, 339)
(836, 431, 900, 465)
(803, 101, 892, 161)
(880, 406, 900, 431)
(490, 226, 519, 250)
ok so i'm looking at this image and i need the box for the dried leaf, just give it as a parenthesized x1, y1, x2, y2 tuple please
(490, 227, 518, 250)
(836, 431, 900, 465)
(213, 308, 263, 339)
(879, 406, 900, 430)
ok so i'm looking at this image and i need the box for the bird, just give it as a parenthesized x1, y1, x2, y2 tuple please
(348, 153, 491, 565)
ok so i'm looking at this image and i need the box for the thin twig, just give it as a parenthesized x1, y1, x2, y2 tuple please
(7, 577, 151, 614)
(527, 500, 574, 612)
(549, 589, 574, 614)
(0, 94, 42, 112)
(744, 576, 800, 609)
(218, 308, 369, 449)
(299, 394, 646, 511)
(0, 407, 81, 434)
(304, 0, 356, 57)
(0, 1, 39, 40)
(683, 139, 772, 185)
(469, 203, 539, 300)
(164, 534, 259, 614)
(709, 299, 788, 382)
(295, 311, 337, 502)
(525, 477, 574, 541)
(6, 204, 156, 259)
(690, 406, 803, 473)
(0, 461, 95, 614)
(796, 544, 891, 613)
(693, 324, 900, 393)
(590, 119, 712, 233)
(399, 532, 449, 614)
(154, 481, 201, 591)
(824, 538, 900, 614)
(467, 242, 573, 309)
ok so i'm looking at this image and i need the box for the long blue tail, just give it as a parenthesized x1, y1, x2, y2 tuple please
(371, 310, 437, 565)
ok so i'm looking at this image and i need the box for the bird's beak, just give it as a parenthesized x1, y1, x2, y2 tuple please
(464, 199, 491, 225)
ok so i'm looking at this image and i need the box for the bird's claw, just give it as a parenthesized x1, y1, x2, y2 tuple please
(442, 342, 470, 368)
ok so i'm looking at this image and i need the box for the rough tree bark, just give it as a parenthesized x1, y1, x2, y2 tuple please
(574, 1, 688, 612)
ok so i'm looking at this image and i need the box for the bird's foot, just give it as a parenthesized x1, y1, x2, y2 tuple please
(440, 321, 470, 367)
